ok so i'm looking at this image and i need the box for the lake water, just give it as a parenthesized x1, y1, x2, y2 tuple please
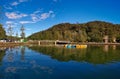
(0, 45, 120, 79)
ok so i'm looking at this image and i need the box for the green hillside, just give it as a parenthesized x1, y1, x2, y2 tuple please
(28, 21, 120, 42)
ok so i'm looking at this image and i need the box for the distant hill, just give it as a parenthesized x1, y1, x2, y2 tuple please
(28, 21, 120, 42)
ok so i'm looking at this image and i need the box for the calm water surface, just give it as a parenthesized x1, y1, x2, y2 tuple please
(0, 45, 120, 79)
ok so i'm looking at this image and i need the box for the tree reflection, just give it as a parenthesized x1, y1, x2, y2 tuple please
(103, 45, 109, 52)
(29, 46, 120, 64)
(0, 47, 6, 65)
(7, 47, 14, 62)
(20, 46, 25, 61)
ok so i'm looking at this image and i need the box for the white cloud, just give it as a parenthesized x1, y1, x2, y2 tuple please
(5, 12, 28, 19)
(31, 16, 39, 22)
(31, 11, 55, 22)
(6, 21, 14, 24)
(11, 2, 19, 6)
(33, 10, 42, 14)
(6, 21, 18, 26)
(11, 0, 28, 6)
(40, 11, 54, 20)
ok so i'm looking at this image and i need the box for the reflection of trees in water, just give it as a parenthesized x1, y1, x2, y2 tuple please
(103, 45, 117, 52)
(15, 46, 19, 55)
(18, 46, 25, 61)
(29, 46, 120, 64)
(7, 47, 14, 62)
(103, 45, 109, 52)
(20, 46, 25, 61)
(0, 48, 6, 65)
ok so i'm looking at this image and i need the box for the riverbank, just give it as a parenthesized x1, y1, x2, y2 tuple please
(0, 42, 29, 47)
(1, 42, 120, 47)
(74, 42, 120, 45)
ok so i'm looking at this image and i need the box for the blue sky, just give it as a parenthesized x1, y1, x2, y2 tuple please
(0, 0, 120, 37)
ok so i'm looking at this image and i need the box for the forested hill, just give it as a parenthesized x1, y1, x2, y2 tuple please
(28, 21, 120, 42)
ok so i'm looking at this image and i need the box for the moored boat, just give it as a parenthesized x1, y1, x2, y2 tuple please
(76, 45, 87, 48)
(64, 44, 87, 48)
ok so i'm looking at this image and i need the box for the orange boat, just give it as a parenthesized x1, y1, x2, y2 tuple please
(64, 44, 87, 48)
(76, 45, 87, 48)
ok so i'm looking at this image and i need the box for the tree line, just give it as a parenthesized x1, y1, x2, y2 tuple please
(28, 21, 120, 42)
(0, 24, 25, 40)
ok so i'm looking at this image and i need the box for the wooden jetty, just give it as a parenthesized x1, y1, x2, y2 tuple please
(37, 40, 70, 45)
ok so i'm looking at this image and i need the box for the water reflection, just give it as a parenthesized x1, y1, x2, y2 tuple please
(0, 46, 120, 79)
(0, 46, 54, 79)
(20, 46, 25, 61)
(0, 47, 6, 65)
(113, 45, 116, 50)
(103, 45, 109, 52)
(29, 45, 120, 64)
(5, 67, 16, 73)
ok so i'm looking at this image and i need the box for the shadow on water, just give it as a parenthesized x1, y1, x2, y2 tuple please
(28, 45, 120, 64)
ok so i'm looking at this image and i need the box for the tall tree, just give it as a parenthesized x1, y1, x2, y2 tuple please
(20, 25, 25, 39)
(0, 24, 6, 39)
(7, 24, 14, 37)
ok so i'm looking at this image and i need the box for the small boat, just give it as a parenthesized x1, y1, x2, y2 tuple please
(76, 45, 87, 48)
(64, 44, 76, 48)
(64, 44, 87, 48)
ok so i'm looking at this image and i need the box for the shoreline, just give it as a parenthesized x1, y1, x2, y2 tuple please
(77, 43, 120, 45)
(0, 42, 29, 47)
(1, 42, 120, 47)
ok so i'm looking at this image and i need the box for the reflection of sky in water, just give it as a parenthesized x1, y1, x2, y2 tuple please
(0, 46, 54, 79)
(0, 46, 120, 79)
(5, 67, 16, 73)
(4, 60, 53, 74)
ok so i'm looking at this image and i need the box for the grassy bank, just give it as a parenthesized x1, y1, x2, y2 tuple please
(0, 42, 28, 47)
(1, 42, 120, 47)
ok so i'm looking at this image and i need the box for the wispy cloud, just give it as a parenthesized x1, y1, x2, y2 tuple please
(33, 10, 42, 14)
(19, 0, 28, 2)
(5, 12, 28, 19)
(6, 21, 14, 24)
(11, 2, 19, 6)
(4, 5, 13, 10)
(5, 21, 18, 30)
(19, 21, 35, 24)
(11, 0, 28, 6)
(40, 11, 54, 20)
(31, 11, 55, 22)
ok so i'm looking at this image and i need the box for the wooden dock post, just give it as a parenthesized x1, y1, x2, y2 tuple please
(55, 41, 57, 46)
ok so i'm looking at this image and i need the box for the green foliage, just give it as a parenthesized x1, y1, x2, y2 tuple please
(0, 24, 6, 39)
(28, 21, 120, 42)
(29, 46, 120, 64)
